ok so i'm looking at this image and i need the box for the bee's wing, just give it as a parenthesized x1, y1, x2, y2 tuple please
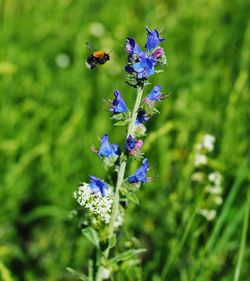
(85, 41, 95, 52)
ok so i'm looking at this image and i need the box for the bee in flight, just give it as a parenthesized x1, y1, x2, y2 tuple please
(85, 42, 110, 69)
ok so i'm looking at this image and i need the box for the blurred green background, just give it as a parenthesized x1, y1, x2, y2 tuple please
(1, 0, 250, 280)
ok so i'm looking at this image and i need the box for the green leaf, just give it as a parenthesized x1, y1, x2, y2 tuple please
(66, 267, 89, 281)
(82, 227, 100, 248)
(108, 235, 117, 249)
(108, 249, 147, 265)
(120, 186, 128, 195)
(127, 192, 139, 205)
(114, 119, 130, 126)
(152, 108, 160, 114)
(111, 113, 124, 121)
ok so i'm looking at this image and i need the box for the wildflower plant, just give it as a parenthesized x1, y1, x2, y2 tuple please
(192, 134, 224, 221)
(71, 27, 167, 281)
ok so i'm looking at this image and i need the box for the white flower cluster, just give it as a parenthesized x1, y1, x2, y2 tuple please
(199, 171, 223, 221)
(74, 183, 113, 224)
(194, 134, 215, 167)
(192, 134, 224, 221)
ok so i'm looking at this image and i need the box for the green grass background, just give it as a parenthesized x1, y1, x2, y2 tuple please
(0, 0, 250, 280)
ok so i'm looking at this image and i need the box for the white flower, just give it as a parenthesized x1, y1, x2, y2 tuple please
(101, 267, 110, 279)
(214, 196, 223, 205)
(208, 171, 222, 186)
(202, 134, 215, 152)
(199, 209, 217, 221)
(191, 172, 205, 182)
(205, 185, 222, 195)
(206, 209, 217, 221)
(74, 183, 92, 205)
(74, 183, 113, 224)
(194, 153, 207, 166)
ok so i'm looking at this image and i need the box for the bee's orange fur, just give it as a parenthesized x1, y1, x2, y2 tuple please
(93, 51, 106, 58)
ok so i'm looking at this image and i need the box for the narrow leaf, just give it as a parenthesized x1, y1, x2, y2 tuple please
(109, 249, 147, 265)
(114, 120, 130, 126)
(66, 267, 89, 281)
(127, 192, 139, 205)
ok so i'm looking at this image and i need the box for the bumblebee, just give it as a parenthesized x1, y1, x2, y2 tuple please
(85, 42, 110, 69)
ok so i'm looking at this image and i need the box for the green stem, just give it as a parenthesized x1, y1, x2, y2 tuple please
(233, 189, 249, 281)
(95, 86, 144, 281)
(108, 86, 144, 238)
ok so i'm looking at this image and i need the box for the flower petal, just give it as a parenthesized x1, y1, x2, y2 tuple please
(145, 26, 165, 52)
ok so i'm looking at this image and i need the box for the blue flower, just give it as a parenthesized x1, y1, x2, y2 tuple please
(133, 53, 156, 79)
(124, 64, 134, 75)
(145, 85, 162, 102)
(126, 37, 143, 57)
(128, 158, 149, 184)
(109, 90, 128, 114)
(125, 135, 143, 155)
(89, 176, 108, 197)
(145, 26, 165, 52)
(136, 109, 149, 124)
(125, 135, 137, 151)
(125, 27, 166, 84)
(98, 134, 121, 158)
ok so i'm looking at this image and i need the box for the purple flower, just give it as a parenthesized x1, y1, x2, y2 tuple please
(89, 176, 108, 197)
(145, 26, 165, 52)
(152, 47, 164, 59)
(110, 90, 128, 114)
(145, 85, 162, 102)
(98, 134, 121, 158)
(125, 135, 143, 155)
(133, 53, 156, 79)
(136, 109, 149, 124)
(128, 158, 149, 184)
(125, 37, 143, 56)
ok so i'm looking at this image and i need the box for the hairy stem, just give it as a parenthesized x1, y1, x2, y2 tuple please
(96, 86, 144, 281)
(108, 85, 143, 238)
